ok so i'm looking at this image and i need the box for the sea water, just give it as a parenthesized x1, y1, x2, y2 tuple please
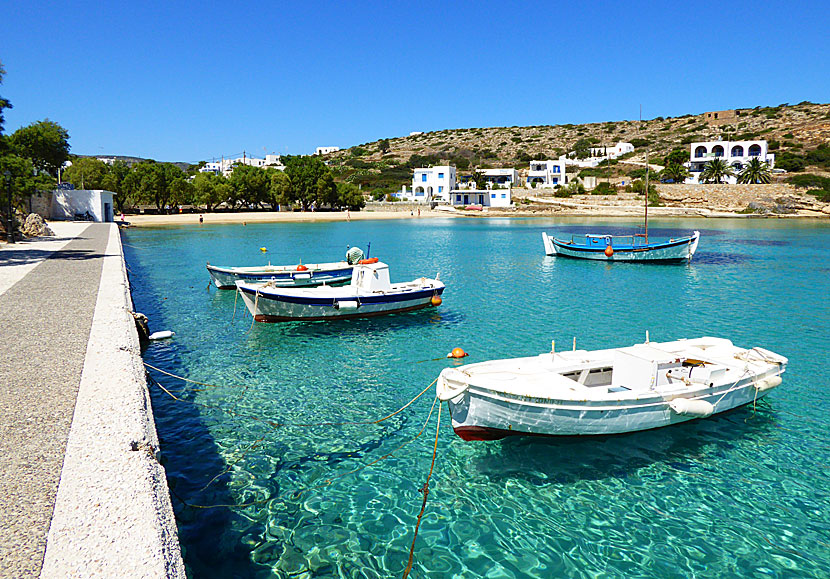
(122, 217, 830, 578)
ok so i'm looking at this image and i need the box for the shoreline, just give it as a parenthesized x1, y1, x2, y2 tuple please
(120, 206, 829, 227)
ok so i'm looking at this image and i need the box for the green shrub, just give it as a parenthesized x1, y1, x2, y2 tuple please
(786, 174, 830, 190)
(350, 147, 368, 157)
(591, 182, 617, 195)
(805, 144, 830, 168)
(776, 152, 805, 172)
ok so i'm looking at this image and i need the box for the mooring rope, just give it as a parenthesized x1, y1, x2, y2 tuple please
(402, 402, 442, 579)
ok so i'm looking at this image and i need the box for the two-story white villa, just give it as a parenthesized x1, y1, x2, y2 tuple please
(527, 158, 567, 187)
(410, 166, 457, 202)
(686, 140, 775, 184)
(480, 168, 519, 188)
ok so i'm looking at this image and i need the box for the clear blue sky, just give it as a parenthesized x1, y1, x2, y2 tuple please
(2, 1, 828, 163)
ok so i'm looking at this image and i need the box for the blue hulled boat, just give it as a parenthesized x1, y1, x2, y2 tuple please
(542, 230, 700, 262)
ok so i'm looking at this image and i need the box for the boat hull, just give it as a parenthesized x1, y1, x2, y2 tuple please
(236, 285, 444, 322)
(444, 378, 773, 440)
(207, 263, 353, 289)
(542, 231, 699, 262)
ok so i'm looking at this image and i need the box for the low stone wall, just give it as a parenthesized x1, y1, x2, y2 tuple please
(656, 183, 830, 214)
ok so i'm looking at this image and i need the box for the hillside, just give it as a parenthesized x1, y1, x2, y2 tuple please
(326, 102, 830, 193)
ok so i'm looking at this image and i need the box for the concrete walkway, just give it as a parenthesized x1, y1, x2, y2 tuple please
(0, 223, 183, 578)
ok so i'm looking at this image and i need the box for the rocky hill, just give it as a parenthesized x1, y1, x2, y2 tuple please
(325, 101, 830, 193)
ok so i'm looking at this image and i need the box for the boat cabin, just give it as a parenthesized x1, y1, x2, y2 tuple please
(351, 261, 392, 292)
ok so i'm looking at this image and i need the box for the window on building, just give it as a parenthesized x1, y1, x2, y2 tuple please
(553, 166, 560, 173)
(438, 173, 444, 179)
(501, 194, 506, 198)
(421, 174, 427, 182)
(456, 195, 461, 202)
(438, 186, 443, 193)
(553, 178, 558, 184)
(491, 193, 496, 198)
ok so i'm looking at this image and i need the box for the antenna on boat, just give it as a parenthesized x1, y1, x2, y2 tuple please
(645, 330, 650, 344)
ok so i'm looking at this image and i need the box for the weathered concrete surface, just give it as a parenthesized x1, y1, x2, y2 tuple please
(0, 223, 183, 578)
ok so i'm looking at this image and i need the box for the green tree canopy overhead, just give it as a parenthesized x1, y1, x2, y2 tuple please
(9, 119, 70, 176)
(101, 160, 132, 210)
(737, 158, 772, 184)
(192, 172, 227, 212)
(699, 158, 735, 184)
(0, 154, 55, 209)
(62, 157, 109, 190)
(660, 163, 690, 184)
(663, 148, 688, 167)
(266, 169, 291, 209)
(123, 161, 186, 211)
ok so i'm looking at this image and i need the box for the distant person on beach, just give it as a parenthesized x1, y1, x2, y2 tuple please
(346, 210, 351, 221)
(120, 213, 125, 222)
(199, 214, 203, 223)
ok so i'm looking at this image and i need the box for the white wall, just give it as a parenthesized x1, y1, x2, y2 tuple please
(527, 159, 567, 187)
(52, 190, 115, 222)
(449, 188, 511, 208)
(411, 166, 456, 202)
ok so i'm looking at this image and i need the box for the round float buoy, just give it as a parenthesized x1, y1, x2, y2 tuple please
(296, 264, 309, 271)
(430, 295, 442, 306)
(260, 247, 267, 253)
(447, 347, 468, 359)
(604, 245, 614, 257)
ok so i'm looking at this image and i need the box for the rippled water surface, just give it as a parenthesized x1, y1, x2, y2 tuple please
(123, 217, 830, 578)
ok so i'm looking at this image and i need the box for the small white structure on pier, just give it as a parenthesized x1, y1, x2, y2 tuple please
(51, 189, 116, 222)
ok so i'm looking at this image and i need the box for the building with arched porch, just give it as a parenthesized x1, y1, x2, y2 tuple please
(686, 140, 775, 184)
(407, 165, 456, 203)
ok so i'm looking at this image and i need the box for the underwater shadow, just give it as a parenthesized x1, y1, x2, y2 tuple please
(466, 404, 779, 485)
(124, 241, 266, 578)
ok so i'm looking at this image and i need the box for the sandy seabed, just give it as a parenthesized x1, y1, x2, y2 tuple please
(123, 210, 444, 227)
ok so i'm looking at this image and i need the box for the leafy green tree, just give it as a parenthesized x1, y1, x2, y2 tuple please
(283, 155, 331, 210)
(316, 172, 338, 208)
(101, 160, 132, 211)
(660, 163, 690, 183)
(378, 139, 390, 153)
(123, 162, 185, 212)
(0, 154, 55, 212)
(168, 176, 195, 207)
(0, 60, 11, 152)
(192, 172, 226, 211)
(663, 148, 688, 167)
(572, 138, 593, 159)
(336, 182, 365, 210)
(737, 158, 772, 184)
(228, 164, 269, 209)
(9, 119, 70, 176)
(62, 157, 109, 190)
(699, 158, 735, 184)
(266, 169, 291, 209)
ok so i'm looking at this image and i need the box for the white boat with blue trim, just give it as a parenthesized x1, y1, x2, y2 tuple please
(207, 247, 364, 289)
(437, 336, 786, 441)
(235, 259, 445, 322)
(542, 230, 700, 262)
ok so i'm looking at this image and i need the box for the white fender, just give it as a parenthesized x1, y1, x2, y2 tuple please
(149, 330, 174, 340)
(669, 398, 714, 418)
(335, 300, 359, 310)
(754, 375, 782, 392)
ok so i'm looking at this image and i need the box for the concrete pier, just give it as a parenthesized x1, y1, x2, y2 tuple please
(0, 223, 184, 577)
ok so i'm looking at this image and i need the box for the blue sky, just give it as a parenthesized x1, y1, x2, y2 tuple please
(2, 1, 828, 163)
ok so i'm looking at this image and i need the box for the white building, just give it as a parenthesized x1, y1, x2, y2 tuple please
(686, 140, 775, 184)
(51, 189, 116, 222)
(480, 168, 519, 188)
(200, 154, 285, 177)
(409, 166, 456, 203)
(527, 158, 567, 188)
(449, 188, 512, 208)
(315, 146, 340, 155)
(571, 142, 635, 168)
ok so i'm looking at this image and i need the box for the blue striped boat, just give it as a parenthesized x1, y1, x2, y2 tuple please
(542, 231, 700, 262)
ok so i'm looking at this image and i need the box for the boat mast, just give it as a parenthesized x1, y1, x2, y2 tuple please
(641, 105, 649, 243)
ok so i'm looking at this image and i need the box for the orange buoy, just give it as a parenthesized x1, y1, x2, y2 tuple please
(447, 347, 468, 359)
(296, 264, 309, 271)
(430, 295, 443, 306)
(604, 245, 614, 257)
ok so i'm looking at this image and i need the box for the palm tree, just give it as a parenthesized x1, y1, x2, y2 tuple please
(737, 157, 772, 184)
(700, 158, 735, 184)
(660, 163, 690, 184)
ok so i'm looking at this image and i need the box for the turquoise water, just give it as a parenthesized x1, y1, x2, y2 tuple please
(123, 217, 830, 578)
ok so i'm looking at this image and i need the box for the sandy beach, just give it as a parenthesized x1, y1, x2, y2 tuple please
(123, 209, 446, 227)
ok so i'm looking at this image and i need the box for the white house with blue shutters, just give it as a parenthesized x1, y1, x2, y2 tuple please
(527, 158, 567, 188)
(449, 188, 512, 208)
(406, 165, 457, 203)
(685, 140, 775, 184)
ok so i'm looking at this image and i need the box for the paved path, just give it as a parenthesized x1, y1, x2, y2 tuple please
(0, 223, 108, 577)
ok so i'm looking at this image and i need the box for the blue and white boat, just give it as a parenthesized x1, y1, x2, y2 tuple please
(235, 259, 445, 322)
(542, 230, 700, 262)
(207, 247, 364, 289)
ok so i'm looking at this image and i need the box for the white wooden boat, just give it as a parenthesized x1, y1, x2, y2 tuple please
(207, 247, 364, 289)
(437, 337, 786, 440)
(236, 259, 445, 322)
